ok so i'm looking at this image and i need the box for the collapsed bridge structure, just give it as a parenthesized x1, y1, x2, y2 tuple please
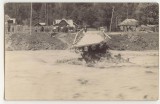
(72, 30, 111, 63)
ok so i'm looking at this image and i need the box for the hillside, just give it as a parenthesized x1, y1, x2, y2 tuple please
(5, 32, 69, 50)
(5, 32, 159, 51)
(108, 32, 159, 51)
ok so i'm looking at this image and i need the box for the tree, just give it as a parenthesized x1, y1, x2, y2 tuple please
(133, 3, 159, 25)
(5, 3, 158, 28)
(142, 3, 159, 25)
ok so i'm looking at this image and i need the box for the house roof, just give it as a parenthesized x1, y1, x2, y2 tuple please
(9, 18, 16, 23)
(118, 19, 139, 26)
(5, 15, 16, 24)
(67, 20, 74, 27)
(73, 31, 110, 48)
(35, 22, 46, 26)
(39, 23, 46, 26)
(73, 22, 78, 26)
(54, 19, 76, 27)
(5, 15, 10, 22)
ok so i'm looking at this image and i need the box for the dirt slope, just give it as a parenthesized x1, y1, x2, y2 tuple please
(108, 32, 159, 51)
(5, 32, 159, 51)
(5, 32, 68, 50)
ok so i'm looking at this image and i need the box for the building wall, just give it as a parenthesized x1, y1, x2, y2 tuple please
(58, 20, 68, 27)
(120, 25, 137, 32)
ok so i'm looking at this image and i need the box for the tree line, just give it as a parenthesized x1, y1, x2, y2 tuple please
(4, 3, 159, 31)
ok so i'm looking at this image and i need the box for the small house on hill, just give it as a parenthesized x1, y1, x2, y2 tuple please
(53, 18, 77, 28)
(5, 15, 16, 33)
(5, 15, 10, 24)
(34, 22, 46, 32)
(5, 15, 16, 24)
(140, 24, 159, 32)
(147, 24, 159, 32)
(118, 19, 139, 32)
(53, 18, 78, 32)
(8, 18, 16, 24)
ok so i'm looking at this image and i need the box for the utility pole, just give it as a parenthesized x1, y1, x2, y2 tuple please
(30, 3, 32, 35)
(127, 3, 128, 19)
(45, 3, 47, 25)
(16, 4, 19, 18)
(115, 16, 118, 29)
(46, 3, 48, 26)
(109, 6, 114, 32)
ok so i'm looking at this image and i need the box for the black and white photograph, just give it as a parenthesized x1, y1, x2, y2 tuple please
(4, 2, 159, 100)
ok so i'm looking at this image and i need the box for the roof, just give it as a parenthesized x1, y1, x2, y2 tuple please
(5, 15, 10, 22)
(39, 23, 46, 26)
(66, 19, 75, 27)
(73, 22, 78, 26)
(5, 15, 16, 24)
(54, 19, 75, 27)
(35, 22, 46, 26)
(73, 31, 110, 48)
(118, 19, 139, 26)
(9, 18, 16, 23)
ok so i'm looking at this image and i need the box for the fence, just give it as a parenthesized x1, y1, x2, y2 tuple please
(5, 25, 55, 34)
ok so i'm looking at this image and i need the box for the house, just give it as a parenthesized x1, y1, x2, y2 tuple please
(118, 19, 139, 32)
(53, 18, 76, 28)
(5, 15, 16, 24)
(146, 24, 159, 32)
(8, 18, 16, 24)
(5, 15, 16, 33)
(5, 15, 10, 33)
(139, 24, 159, 32)
(34, 22, 46, 32)
(54, 20, 61, 25)
(53, 18, 78, 32)
(5, 15, 10, 25)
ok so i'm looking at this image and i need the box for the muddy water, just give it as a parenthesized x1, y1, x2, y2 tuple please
(5, 50, 158, 100)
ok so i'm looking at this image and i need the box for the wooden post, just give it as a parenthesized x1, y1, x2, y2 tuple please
(109, 6, 114, 32)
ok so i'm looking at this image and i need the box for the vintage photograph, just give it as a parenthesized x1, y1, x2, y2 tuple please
(4, 3, 159, 100)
